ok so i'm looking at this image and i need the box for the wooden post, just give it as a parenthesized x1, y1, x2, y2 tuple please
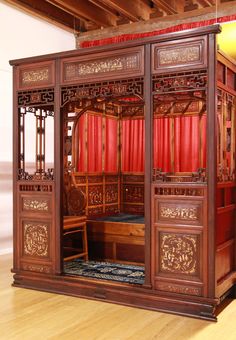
(144, 43, 152, 287)
(207, 32, 218, 297)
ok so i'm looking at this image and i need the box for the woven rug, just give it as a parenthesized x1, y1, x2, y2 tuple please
(64, 260, 145, 285)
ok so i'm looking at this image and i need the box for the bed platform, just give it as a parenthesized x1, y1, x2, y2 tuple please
(87, 213, 145, 264)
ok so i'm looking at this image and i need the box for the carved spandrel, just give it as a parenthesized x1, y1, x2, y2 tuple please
(160, 233, 198, 275)
(23, 222, 49, 258)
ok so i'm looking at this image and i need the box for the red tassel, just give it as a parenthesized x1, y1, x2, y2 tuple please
(80, 15, 236, 48)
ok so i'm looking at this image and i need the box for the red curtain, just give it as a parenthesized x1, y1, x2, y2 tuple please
(153, 115, 206, 173)
(77, 114, 86, 172)
(105, 118, 118, 172)
(122, 119, 144, 172)
(77, 114, 118, 172)
(153, 117, 171, 172)
(174, 116, 200, 172)
(77, 113, 103, 172)
(87, 114, 103, 172)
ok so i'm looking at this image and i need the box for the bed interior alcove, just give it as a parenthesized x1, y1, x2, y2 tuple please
(62, 92, 146, 284)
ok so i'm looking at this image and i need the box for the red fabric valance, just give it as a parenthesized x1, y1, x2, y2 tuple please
(80, 15, 236, 48)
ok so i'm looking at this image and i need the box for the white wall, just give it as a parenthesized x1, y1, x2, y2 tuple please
(0, 1, 75, 254)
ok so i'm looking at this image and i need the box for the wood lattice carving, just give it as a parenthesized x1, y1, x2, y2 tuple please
(61, 78, 143, 106)
(18, 88, 54, 107)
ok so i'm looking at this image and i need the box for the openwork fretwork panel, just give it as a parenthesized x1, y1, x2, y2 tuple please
(18, 88, 54, 107)
(17, 91, 54, 181)
(61, 78, 144, 107)
(217, 89, 236, 182)
(153, 70, 207, 95)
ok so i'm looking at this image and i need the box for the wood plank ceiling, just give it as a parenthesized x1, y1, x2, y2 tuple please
(4, 0, 235, 34)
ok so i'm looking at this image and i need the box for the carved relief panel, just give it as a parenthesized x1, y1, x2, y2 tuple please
(17, 183, 55, 274)
(152, 36, 207, 73)
(155, 200, 203, 226)
(22, 221, 50, 259)
(21, 194, 52, 214)
(61, 46, 144, 83)
(152, 183, 207, 296)
(17, 61, 55, 90)
(159, 232, 200, 276)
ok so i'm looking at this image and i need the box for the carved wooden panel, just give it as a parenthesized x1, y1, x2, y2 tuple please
(105, 184, 118, 204)
(88, 206, 103, 216)
(17, 61, 55, 90)
(22, 221, 50, 258)
(155, 281, 202, 296)
(19, 183, 53, 192)
(105, 205, 119, 214)
(154, 186, 204, 197)
(152, 36, 207, 74)
(21, 194, 52, 214)
(88, 185, 103, 206)
(18, 88, 54, 107)
(21, 263, 52, 274)
(159, 232, 200, 276)
(61, 46, 144, 84)
(155, 200, 203, 226)
(123, 184, 144, 204)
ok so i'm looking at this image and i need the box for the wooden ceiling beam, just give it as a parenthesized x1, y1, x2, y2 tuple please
(152, 0, 177, 14)
(195, 0, 215, 7)
(3, 0, 79, 32)
(88, 0, 119, 17)
(100, 0, 152, 21)
(173, 0, 185, 13)
(46, 0, 118, 27)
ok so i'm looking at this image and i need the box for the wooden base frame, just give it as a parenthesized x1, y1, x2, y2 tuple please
(12, 271, 218, 321)
(10, 24, 236, 320)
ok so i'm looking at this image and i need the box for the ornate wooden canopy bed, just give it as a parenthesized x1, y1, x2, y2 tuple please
(11, 24, 236, 320)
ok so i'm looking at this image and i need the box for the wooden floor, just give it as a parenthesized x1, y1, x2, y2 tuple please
(1, 254, 236, 340)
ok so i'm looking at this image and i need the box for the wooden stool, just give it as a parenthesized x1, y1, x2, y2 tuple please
(63, 216, 88, 262)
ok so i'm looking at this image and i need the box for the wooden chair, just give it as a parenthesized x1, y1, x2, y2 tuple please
(63, 184, 88, 262)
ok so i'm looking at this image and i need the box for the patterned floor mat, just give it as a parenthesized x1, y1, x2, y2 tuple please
(64, 260, 145, 285)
